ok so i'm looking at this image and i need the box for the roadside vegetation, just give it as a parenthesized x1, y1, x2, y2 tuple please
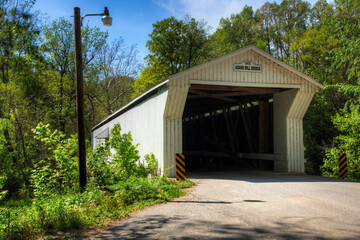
(0, 123, 194, 239)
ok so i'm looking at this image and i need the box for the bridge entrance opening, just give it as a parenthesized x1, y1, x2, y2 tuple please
(182, 84, 287, 172)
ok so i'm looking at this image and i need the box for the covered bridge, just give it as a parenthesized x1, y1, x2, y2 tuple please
(91, 45, 323, 177)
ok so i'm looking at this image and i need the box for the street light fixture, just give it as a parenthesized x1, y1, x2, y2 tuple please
(74, 7, 112, 192)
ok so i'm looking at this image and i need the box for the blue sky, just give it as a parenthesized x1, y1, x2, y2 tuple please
(34, 0, 319, 63)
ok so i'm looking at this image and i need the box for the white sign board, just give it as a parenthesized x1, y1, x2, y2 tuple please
(234, 61, 262, 73)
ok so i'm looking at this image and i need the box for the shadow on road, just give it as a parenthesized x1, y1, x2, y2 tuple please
(187, 170, 358, 184)
(169, 200, 232, 204)
(79, 214, 359, 240)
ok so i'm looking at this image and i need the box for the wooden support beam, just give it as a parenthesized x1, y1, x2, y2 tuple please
(190, 85, 281, 93)
(244, 104, 258, 152)
(239, 104, 255, 153)
(188, 89, 237, 103)
(188, 90, 278, 99)
(210, 111, 219, 144)
(259, 101, 271, 153)
(223, 107, 237, 155)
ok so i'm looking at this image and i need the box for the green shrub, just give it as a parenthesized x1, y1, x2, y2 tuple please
(0, 119, 12, 198)
(0, 176, 192, 240)
(109, 124, 140, 179)
(30, 123, 159, 194)
(31, 123, 79, 196)
(88, 124, 159, 186)
(0, 176, 7, 201)
(87, 140, 112, 187)
(321, 90, 360, 181)
(110, 176, 183, 205)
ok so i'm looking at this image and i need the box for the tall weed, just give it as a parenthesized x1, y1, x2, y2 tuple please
(0, 177, 190, 240)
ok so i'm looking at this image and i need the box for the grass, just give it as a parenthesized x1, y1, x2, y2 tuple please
(0, 176, 195, 240)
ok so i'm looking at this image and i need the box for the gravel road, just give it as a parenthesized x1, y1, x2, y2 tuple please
(80, 170, 360, 240)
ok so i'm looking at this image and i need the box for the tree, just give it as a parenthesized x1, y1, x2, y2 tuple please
(41, 18, 74, 132)
(88, 38, 142, 115)
(133, 15, 210, 95)
(41, 18, 108, 135)
(211, 5, 258, 56)
(298, 0, 360, 174)
(255, 2, 280, 54)
(278, 0, 311, 64)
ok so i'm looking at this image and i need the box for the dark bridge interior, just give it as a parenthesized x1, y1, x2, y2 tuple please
(182, 84, 287, 171)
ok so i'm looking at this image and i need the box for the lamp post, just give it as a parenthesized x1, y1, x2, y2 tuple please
(74, 7, 112, 192)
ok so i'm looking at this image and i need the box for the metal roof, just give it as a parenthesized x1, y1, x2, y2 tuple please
(91, 79, 169, 131)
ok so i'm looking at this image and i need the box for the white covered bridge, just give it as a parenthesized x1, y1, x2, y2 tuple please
(91, 45, 323, 177)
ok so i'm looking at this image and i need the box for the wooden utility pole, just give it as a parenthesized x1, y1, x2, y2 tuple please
(74, 7, 87, 192)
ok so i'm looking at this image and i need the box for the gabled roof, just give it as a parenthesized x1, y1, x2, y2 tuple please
(169, 45, 324, 89)
(92, 80, 169, 131)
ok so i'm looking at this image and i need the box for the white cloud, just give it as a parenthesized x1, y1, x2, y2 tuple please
(153, 0, 320, 31)
(153, 0, 260, 31)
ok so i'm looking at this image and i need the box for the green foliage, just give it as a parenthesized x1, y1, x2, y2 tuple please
(40, 18, 110, 135)
(132, 61, 171, 96)
(0, 176, 7, 201)
(212, 5, 257, 55)
(291, 27, 339, 82)
(0, 119, 11, 176)
(143, 153, 158, 176)
(30, 123, 78, 197)
(0, 176, 192, 240)
(303, 0, 360, 175)
(109, 124, 159, 179)
(0, 0, 41, 83)
(322, 149, 360, 181)
(30, 123, 159, 194)
(173, 178, 196, 189)
(87, 140, 112, 187)
(109, 124, 140, 179)
(133, 15, 210, 95)
(108, 176, 183, 205)
(88, 124, 159, 185)
(0, 121, 194, 239)
(321, 85, 360, 180)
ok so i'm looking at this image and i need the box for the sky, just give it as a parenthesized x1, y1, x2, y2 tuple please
(33, 0, 320, 63)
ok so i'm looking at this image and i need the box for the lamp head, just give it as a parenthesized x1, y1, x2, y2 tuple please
(102, 7, 112, 26)
(102, 15, 112, 26)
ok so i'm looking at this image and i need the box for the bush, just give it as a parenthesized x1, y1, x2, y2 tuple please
(0, 119, 12, 198)
(321, 89, 360, 181)
(109, 176, 183, 205)
(88, 124, 159, 185)
(31, 123, 79, 197)
(31, 123, 159, 194)
(322, 149, 360, 180)
(0, 176, 7, 201)
(0, 176, 191, 240)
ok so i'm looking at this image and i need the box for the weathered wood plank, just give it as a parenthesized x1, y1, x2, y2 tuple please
(259, 101, 271, 153)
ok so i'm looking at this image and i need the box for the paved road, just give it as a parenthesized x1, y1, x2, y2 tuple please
(82, 170, 360, 239)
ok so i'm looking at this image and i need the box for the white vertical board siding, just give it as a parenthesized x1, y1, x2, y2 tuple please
(273, 89, 297, 172)
(188, 50, 302, 88)
(274, 89, 315, 173)
(286, 91, 314, 172)
(92, 88, 168, 173)
(163, 78, 190, 177)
